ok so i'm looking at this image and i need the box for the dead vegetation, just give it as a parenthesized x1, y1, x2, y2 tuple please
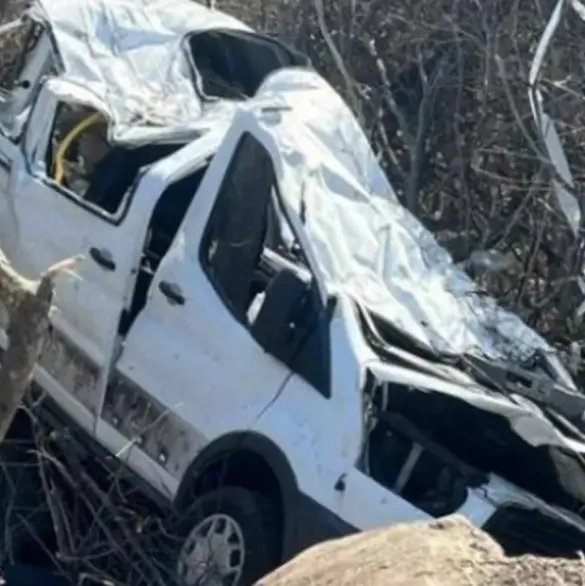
(0, 251, 56, 442)
(0, 0, 585, 585)
(0, 253, 178, 586)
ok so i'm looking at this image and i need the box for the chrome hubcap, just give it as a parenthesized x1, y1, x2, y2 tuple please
(177, 514, 245, 586)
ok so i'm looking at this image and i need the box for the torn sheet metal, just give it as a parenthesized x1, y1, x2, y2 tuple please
(368, 360, 583, 451)
(27, 0, 249, 139)
(529, 0, 585, 313)
(529, 0, 578, 232)
(251, 68, 573, 385)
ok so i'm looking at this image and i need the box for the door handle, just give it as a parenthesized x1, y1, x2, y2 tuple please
(89, 247, 116, 271)
(159, 281, 185, 305)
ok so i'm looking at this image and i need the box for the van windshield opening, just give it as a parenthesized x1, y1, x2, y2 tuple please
(187, 29, 310, 99)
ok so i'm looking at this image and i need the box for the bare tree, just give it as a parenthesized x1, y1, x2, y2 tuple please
(0, 252, 63, 441)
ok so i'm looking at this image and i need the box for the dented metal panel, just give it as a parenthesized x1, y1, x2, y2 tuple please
(102, 375, 205, 480)
(38, 329, 100, 415)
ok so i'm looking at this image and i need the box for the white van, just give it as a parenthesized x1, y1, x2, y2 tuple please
(1, 1, 585, 584)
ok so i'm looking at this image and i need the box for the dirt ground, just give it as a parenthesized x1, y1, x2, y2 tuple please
(256, 516, 585, 586)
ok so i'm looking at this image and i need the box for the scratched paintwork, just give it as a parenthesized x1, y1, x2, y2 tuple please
(102, 375, 205, 479)
(38, 329, 100, 415)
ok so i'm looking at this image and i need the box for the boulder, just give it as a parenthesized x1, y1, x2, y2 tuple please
(257, 515, 585, 586)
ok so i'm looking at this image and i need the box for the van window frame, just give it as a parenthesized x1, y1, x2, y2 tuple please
(200, 131, 321, 322)
(184, 28, 311, 102)
(199, 131, 332, 397)
(37, 100, 137, 225)
(26, 95, 187, 227)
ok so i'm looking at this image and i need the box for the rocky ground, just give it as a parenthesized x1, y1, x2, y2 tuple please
(257, 516, 585, 586)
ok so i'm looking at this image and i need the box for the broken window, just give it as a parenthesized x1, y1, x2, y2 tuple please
(202, 133, 331, 395)
(45, 101, 186, 219)
(188, 30, 310, 99)
(46, 102, 115, 208)
(203, 133, 273, 316)
(264, 188, 305, 265)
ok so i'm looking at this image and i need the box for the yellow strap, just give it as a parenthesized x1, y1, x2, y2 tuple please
(53, 111, 104, 185)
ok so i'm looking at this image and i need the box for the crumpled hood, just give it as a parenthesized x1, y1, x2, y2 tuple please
(368, 360, 585, 453)
(255, 69, 574, 387)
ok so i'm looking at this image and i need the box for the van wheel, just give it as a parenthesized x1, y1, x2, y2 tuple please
(174, 487, 280, 586)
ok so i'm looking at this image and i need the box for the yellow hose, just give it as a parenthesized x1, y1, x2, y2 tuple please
(53, 111, 104, 185)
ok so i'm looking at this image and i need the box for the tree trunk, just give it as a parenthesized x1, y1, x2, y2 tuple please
(0, 251, 63, 442)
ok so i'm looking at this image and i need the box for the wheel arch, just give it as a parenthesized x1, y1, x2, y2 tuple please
(173, 431, 300, 560)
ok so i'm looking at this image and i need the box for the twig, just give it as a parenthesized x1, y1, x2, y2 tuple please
(313, 0, 364, 124)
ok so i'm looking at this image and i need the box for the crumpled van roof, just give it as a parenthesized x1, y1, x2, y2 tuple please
(26, 0, 251, 138)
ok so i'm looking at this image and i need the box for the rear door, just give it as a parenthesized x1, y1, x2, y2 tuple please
(0, 82, 152, 432)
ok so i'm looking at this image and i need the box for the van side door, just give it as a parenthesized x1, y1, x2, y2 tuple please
(96, 125, 330, 496)
(0, 81, 150, 433)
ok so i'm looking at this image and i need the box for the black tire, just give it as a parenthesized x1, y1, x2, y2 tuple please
(170, 487, 281, 586)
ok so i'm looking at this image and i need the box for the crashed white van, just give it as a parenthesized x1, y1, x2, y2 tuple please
(2, 0, 585, 584)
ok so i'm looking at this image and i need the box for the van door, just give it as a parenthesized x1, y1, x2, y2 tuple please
(96, 126, 328, 496)
(0, 82, 154, 433)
